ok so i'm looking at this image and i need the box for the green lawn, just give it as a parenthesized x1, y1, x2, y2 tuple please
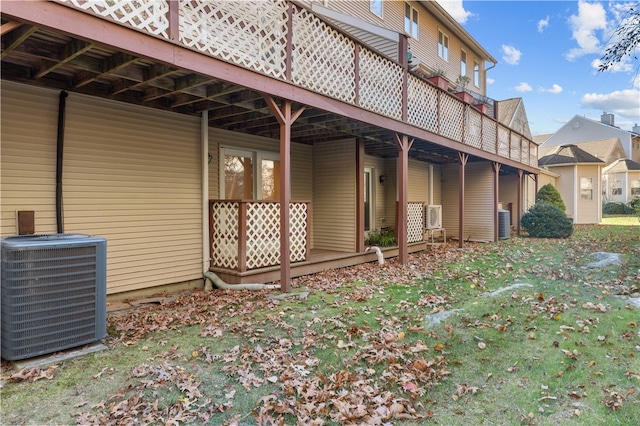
(601, 215, 640, 226)
(2, 224, 639, 425)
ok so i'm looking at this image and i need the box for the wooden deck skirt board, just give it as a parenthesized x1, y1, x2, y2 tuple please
(210, 244, 427, 285)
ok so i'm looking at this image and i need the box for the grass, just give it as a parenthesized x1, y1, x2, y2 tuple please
(601, 215, 640, 226)
(2, 224, 639, 425)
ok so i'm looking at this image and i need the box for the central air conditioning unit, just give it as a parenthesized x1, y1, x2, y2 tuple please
(1, 234, 107, 361)
(424, 205, 442, 230)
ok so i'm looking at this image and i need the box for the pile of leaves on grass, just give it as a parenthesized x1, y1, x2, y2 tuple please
(54, 245, 461, 425)
(3, 227, 639, 425)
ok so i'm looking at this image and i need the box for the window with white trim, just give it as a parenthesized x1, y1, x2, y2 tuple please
(438, 30, 448, 60)
(405, 3, 418, 39)
(370, 0, 383, 17)
(631, 180, 640, 196)
(220, 147, 280, 200)
(580, 177, 593, 200)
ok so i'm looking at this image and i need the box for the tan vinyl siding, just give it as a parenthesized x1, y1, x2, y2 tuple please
(576, 165, 601, 224)
(408, 159, 429, 203)
(313, 139, 356, 251)
(322, 1, 393, 27)
(432, 164, 442, 205)
(441, 162, 494, 242)
(291, 144, 314, 201)
(499, 174, 519, 226)
(552, 166, 576, 220)
(441, 164, 459, 238)
(63, 92, 202, 294)
(1, 81, 204, 294)
(1, 82, 60, 236)
(462, 162, 494, 241)
(538, 174, 557, 189)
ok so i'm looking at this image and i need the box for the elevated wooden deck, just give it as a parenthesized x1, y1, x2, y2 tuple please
(210, 243, 432, 285)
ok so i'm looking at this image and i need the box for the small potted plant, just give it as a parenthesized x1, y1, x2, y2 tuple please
(454, 75, 473, 103)
(426, 67, 449, 91)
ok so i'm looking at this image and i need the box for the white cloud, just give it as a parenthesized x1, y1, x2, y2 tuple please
(542, 84, 563, 94)
(515, 82, 533, 92)
(537, 15, 549, 33)
(436, 0, 473, 24)
(487, 77, 495, 85)
(502, 45, 522, 65)
(581, 89, 640, 121)
(590, 58, 632, 73)
(565, 0, 607, 61)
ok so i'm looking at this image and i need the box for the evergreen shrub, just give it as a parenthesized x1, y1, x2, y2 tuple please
(535, 184, 566, 212)
(603, 201, 627, 215)
(521, 202, 573, 238)
(627, 196, 640, 213)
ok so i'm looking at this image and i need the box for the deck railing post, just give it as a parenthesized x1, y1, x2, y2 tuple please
(208, 200, 214, 269)
(305, 202, 311, 261)
(285, 2, 293, 81)
(238, 201, 248, 272)
(167, 0, 179, 42)
(399, 34, 408, 122)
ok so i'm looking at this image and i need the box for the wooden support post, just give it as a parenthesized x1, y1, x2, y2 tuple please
(356, 138, 365, 253)
(264, 95, 305, 292)
(493, 162, 501, 242)
(458, 152, 469, 248)
(395, 134, 414, 264)
(238, 201, 247, 272)
(517, 169, 523, 236)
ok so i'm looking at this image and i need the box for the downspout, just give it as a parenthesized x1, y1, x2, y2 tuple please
(201, 111, 210, 286)
(56, 91, 68, 234)
(201, 112, 280, 292)
(204, 271, 281, 291)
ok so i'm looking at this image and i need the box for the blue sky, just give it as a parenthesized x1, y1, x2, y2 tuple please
(436, 0, 640, 136)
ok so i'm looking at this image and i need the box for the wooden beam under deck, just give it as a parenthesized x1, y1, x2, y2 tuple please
(210, 245, 429, 285)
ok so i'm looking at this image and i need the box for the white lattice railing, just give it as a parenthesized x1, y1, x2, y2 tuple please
(57, 0, 170, 38)
(55, 0, 538, 169)
(407, 202, 425, 243)
(210, 200, 310, 271)
(291, 6, 356, 103)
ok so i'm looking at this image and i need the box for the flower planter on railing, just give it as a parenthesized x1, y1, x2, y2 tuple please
(210, 200, 310, 271)
(473, 103, 490, 114)
(455, 91, 473, 104)
(426, 75, 450, 91)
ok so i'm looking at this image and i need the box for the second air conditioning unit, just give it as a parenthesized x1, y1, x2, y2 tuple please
(424, 205, 442, 229)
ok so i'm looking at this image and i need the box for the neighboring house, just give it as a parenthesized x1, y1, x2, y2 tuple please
(603, 159, 640, 203)
(496, 98, 532, 140)
(1, 1, 538, 295)
(538, 145, 605, 224)
(541, 113, 640, 162)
